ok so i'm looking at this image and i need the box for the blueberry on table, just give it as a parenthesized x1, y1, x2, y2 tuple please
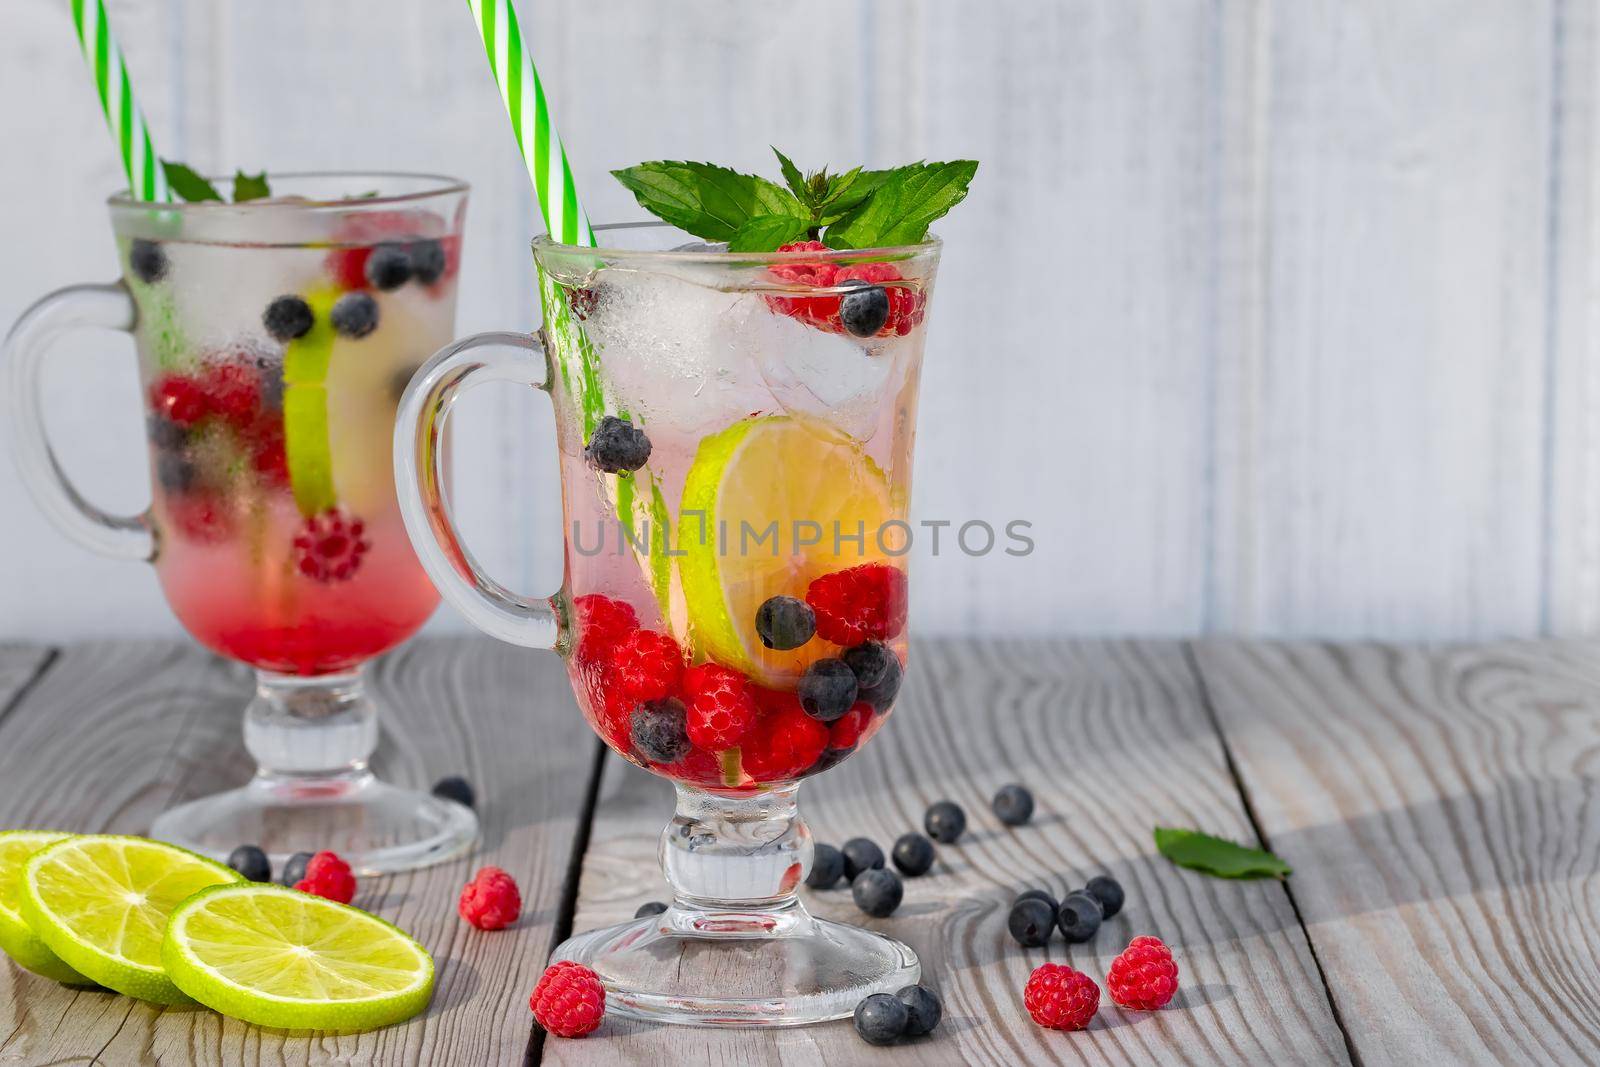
(263, 295, 314, 341)
(331, 292, 380, 338)
(431, 775, 475, 810)
(807, 843, 845, 889)
(1014, 887, 1059, 913)
(631, 697, 690, 764)
(1085, 874, 1124, 918)
(992, 783, 1035, 826)
(891, 832, 935, 877)
(755, 595, 816, 650)
(584, 415, 652, 474)
(841, 837, 885, 881)
(364, 242, 414, 291)
(410, 238, 448, 285)
(839, 280, 891, 338)
(895, 984, 943, 1037)
(128, 238, 168, 284)
(279, 851, 313, 887)
(854, 991, 909, 1045)
(798, 659, 858, 722)
(842, 641, 896, 690)
(226, 844, 271, 883)
(1057, 889, 1103, 942)
(852, 868, 903, 917)
(1008, 898, 1055, 947)
(634, 901, 668, 918)
(924, 800, 966, 843)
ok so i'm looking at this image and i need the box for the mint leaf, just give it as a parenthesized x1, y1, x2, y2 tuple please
(232, 170, 271, 202)
(612, 162, 805, 242)
(1154, 827, 1292, 879)
(824, 160, 977, 248)
(773, 147, 808, 202)
(162, 161, 223, 203)
(728, 214, 812, 253)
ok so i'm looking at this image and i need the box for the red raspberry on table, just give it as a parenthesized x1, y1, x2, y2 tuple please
(530, 960, 605, 1039)
(149, 374, 210, 427)
(1107, 935, 1179, 1010)
(827, 701, 873, 751)
(806, 563, 909, 646)
(199, 362, 261, 428)
(611, 629, 683, 702)
(683, 663, 757, 750)
(293, 509, 370, 582)
(458, 866, 522, 931)
(294, 851, 356, 904)
(1025, 963, 1100, 1031)
(572, 594, 638, 660)
(740, 699, 829, 781)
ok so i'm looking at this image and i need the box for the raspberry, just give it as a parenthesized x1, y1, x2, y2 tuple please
(835, 262, 926, 337)
(683, 663, 757, 750)
(611, 629, 683, 701)
(293, 850, 356, 904)
(200, 362, 261, 428)
(458, 866, 521, 931)
(828, 701, 873, 751)
(324, 210, 431, 290)
(1106, 935, 1179, 1010)
(1024, 963, 1100, 1031)
(249, 415, 289, 488)
(806, 563, 909, 646)
(149, 375, 210, 427)
(663, 744, 725, 788)
(165, 492, 233, 544)
(572, 594, 637, 659)
(765, 243, 925, 338)
(529, 960, 605, 1039)
(583, 665, 634, 753)
(293, 509, 370, 582)
(740, 698, 828, 781)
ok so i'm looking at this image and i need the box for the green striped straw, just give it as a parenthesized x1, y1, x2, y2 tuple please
(69, 0, 171, 203)
(466, 0, 595, 247)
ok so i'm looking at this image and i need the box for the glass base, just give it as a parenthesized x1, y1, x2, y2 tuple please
(149, 771, 477, 876)
(551, 900, 919, 1027)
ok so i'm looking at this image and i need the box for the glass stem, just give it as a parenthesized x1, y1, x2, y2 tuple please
(661, 783, 812, 910)
(242, 667, 377, 781)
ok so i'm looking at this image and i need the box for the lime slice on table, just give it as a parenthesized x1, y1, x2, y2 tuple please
(21, 835, 242, 1004)
(0, 831, 90, 984)
(678, 415, 896, 690)
(163, 882, 434, 1032)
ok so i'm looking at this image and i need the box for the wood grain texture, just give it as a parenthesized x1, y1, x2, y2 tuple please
(0, 638, 599, 1067)
(1193, 639, 1600, 1065)
(549, 638, 1349, 1067)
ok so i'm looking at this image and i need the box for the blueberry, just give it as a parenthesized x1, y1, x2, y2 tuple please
(410, 238, 447, 285)
(1008, 898, 1055, 947)
(1014, 888, 1059, 913)
(263, 295, 314, 341)
(891, 832, 935, 877)
(857, 652, 903, 712)
(331, 292, 380, 339)
(279, 851, 313, 887)
(226, 844, 271, 883)
(634, 900, 668, 918)
(156, 453, 196, 493)
(853, 991, 909, 1045)
(584, 415, 652, 474)
(431, 775, 475, 809)
(365, 242, 413, 290)
(992, 783, 1035, 826)
(895, 984, 942, 1037)
(798, 658, 858, 722)
(1057, 889, 1103, 942)
(631, 697, 689, 764)
(146, 415, 189, 451)
(807, 843, 845, 889)
(852, 868, 903, 917)
(1085, 874, 1125, 918)
(839, 280, 890, 338)
(128, 239, 168, 284)
(924, 801, 966, 844)
(840, 837, 885, 881)
(842, 641, 896, 690)
(755, 596, 815, 651)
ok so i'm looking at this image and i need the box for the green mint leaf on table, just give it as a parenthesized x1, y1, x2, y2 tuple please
(728, 214, 813, 253)
(161, 161, 223, 202)
(1153, 827, 1292, 879)
(824, 160, 978, 248)
(232, 170, 271, 202)
(611, 161, 805, 243)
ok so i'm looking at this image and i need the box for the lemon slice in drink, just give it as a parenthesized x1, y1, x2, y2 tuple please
(21, 835, 241, 1004)
(163, 883, 434, 1032)
(679, 415, 893, 687)
(0, 831, 90, 985)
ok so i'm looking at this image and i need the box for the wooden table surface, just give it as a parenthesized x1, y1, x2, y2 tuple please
(0, 637, 1596, 1066)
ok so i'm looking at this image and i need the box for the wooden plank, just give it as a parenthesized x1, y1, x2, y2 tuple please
(1193, 640, 1600, 1065)
(550, 638, 1350, 1066)
(0, 645, 52, 720)
(0, 637, 597, 1067)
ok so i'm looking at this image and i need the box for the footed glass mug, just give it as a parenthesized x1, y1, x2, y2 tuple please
(396, 222, 937, 1025)
(3, 173, 476, 874)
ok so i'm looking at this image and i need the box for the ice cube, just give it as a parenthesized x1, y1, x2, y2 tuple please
(743, 302, 896, 438)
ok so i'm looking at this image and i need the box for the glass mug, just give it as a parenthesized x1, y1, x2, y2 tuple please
(396, 222, 938, 1025)
(3, 173, 476, 874)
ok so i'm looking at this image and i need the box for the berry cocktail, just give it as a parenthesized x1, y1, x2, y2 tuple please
(4, 173, 475, 873)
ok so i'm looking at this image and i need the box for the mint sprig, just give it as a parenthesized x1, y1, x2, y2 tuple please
(611, 151, 976, 252)
(160, 160, 272, 203)
(1154, 827, 1292, 879)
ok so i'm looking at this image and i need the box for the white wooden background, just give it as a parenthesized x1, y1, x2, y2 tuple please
(2, 0, 1597, 642)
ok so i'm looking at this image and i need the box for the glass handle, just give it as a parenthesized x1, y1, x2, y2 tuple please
(394, 330, 560, 650)
(2, 281, 154, 561)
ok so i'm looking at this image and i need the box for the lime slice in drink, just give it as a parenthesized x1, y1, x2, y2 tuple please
(163, 883, 434, 1032)
(21, 835, 242, 1004)
(282, 285, 341, 517)
(678, 415, 893, 688)
(0, 831, 90, 984)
